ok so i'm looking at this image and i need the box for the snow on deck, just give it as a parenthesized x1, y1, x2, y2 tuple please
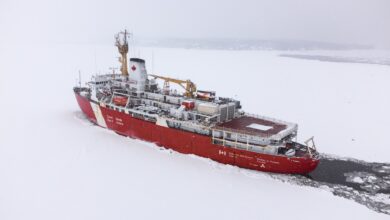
(247, 123, 273, 131)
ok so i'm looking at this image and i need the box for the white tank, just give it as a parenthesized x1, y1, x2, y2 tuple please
(197, 103, 219, 115)
(128, 58, 147, 93)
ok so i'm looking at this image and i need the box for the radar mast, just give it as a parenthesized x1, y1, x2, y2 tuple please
(115, 30, 131, 76)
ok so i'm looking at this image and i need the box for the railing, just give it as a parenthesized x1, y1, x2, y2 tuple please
(304, 136, 317, 157)
(213, 113, 298, 140)
(213, 125, 273, 138)
(211, 129, 278, 155)
(245, 113, 298, 140)
(245, 112, 295, 127)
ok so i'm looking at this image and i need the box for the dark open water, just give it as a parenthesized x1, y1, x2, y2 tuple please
(309, 157, 390, 194)
(271, 155, 390, 215)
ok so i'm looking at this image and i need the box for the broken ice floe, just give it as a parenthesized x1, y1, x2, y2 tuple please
(344, 172, 390, 194)
(372, 165, 390, 174)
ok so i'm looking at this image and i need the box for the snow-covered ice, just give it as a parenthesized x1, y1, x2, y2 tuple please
(0, 43, 389, 219)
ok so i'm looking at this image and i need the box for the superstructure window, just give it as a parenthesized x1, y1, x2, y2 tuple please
(226, 133, 231, 139)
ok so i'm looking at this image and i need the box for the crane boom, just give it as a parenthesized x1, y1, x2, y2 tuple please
(149, 74, 197, 98)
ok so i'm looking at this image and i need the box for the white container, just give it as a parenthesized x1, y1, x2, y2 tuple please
(197, 103, 219, 115)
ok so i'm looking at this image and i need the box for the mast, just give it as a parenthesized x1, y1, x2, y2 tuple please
(115, 30, 130, 76)
(78, 70, 81, 87)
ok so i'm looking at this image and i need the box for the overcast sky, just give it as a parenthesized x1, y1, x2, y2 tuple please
(1, 0, 389, 48)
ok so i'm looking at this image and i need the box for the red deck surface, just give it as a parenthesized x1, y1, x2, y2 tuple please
(215, 116, 287, 136)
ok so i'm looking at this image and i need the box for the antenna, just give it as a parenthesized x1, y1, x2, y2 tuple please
(109, 67, 118, 75)
(109, 67, 118, 80)
(78, 70, 82, 87)
(131, 29, 135, 57)
(152, 50, 154, 74)
(94, 49, 97, 75)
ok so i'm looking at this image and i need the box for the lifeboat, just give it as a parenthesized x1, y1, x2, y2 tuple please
(113, 96, 128, 107)
(182, 100, 195, 110)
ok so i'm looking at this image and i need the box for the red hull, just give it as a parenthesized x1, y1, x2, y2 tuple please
(75, 93, 319, 174)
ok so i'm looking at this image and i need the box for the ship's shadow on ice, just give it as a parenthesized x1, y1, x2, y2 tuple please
(73, 111, 95, 126)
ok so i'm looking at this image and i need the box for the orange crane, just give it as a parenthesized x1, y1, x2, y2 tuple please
(149, 74, 197, 98)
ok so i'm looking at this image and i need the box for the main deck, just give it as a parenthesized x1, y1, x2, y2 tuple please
(217, 116, 286, 136)
(214, 114, 298, 141)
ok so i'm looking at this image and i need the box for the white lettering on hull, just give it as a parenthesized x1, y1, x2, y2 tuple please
(115, 117, 124, 126)
(90, 102, 107, 128)
(106, 115, 124, 126)
(218, 150, 227, 156)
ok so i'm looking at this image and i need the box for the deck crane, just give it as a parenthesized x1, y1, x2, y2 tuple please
(148, 74, 197, 98)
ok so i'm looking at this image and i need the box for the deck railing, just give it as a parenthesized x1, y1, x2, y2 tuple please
(213, 113, 298, 140)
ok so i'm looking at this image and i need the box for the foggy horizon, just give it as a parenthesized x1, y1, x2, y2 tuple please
(1, 0, 389, 49)
(2, 0, 390, 218)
